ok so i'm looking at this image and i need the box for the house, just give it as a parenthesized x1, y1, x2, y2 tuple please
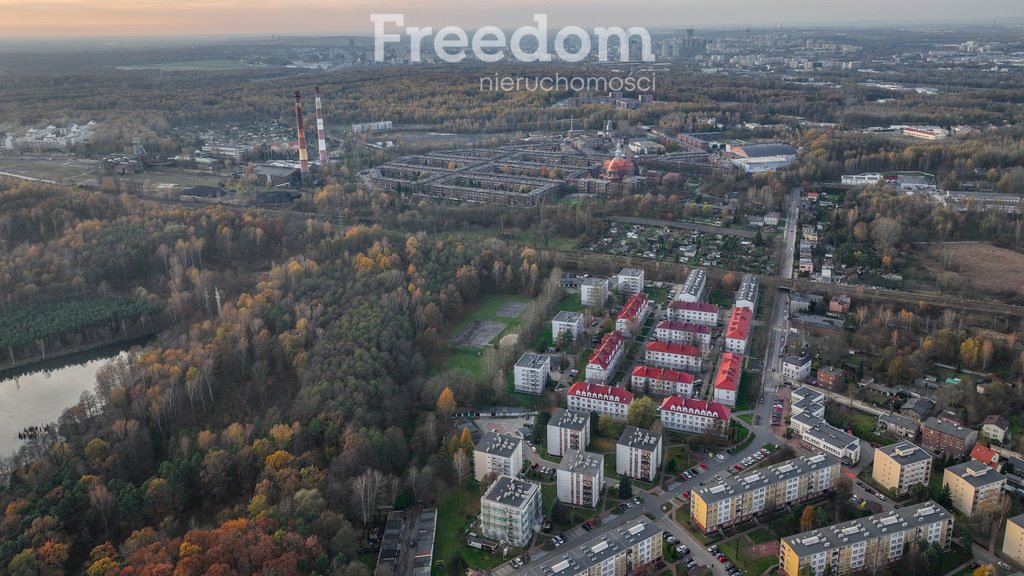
(789, 291, 822, 314)
(816, 366, 845, 391)
(585, 331, 626, 384)
(581, 277, 611, 307)
(514, 353, 550, 395)
(480, 476, 542, 547)
(644, 341, 704, 372)
(617, 268, 645, 295)
(781, 356, 812, 384)
(735, 274, 759, 311)
(659, 396, 730, 437)
(779, 502, 953, 576)
(713, 353, 742, 408)
(970, 444, 1002, 471)
(982, 415, 1011, 444)
(900, 397, 935, 421)
(556, 449, 604, 507)
(631, 365, 695, 397)
(724, 307, 752, 354)
(1002, 514, 1024, 569)
(666, 300, 719, 326)
(473, 432, 525, 482)
(615, 292, 651, 337)
(872, 442, 932, 497)
(616, 426, 662, 482)
(921, 417, 978, 456)
(551, 311, 584, 343)
(567, 381, 634, 420)
(690, 454, 840, 534)
(547, 408, 591, 457)
(943, 460, 1006, 517)
(827, 295, 851, 315)
(653, 320, 711, 348)
(679, 269, 706, 303)
(877, 413, 919, 440)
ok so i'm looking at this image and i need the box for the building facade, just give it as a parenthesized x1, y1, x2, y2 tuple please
(724, 307, 752, 354)
(617, 268, 645, 295)
(679, 269, 707, 303)
(982, 415, 1011, 444)
(779, 502, 953, 576)
(781, 356, 812, 384)
(942, 460, 1006, 517)
(690, 454, 841, 534)
(480, 476, 542, 547)
(474, 432, 525, 482)
(514, 353, 551, 395)
(615, 292, 651, 337)
(735, 274, 759, 311)
(631, 366, 695, 397)
(1002, 514, 1024, 569)
(586, 331, 626, 384)
(567, 382, 634, 420)
(581, 277, 611, 307)
(556, 449, 605, 508)
(644, 341, 704, 372)
(659, 396, 730, 437)
(876, 413, 919, 440)
(616, 426, 662, 482)
(666, 300, 719, 326)
(521, 518, 663, 576)
(552, 311, 584, 343)
(816, 366, 845, 391)
(713, 352, 742, 407)
(872, 442, 932, 497)
(547, 408, 591, 457)
(654, 320, 711, 348)
(921, 417, 978, 456)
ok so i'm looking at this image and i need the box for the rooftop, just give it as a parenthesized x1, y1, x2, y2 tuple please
(588, 331, 625, 368)
(618, 426, 662, 451)
(656, 320, 710, 334)
(520, 518, 661, 576)
(714, 353, 743, 391)
(483, 475, 541, 509)
(945, 460, 1005, 488)
(694, 454, 839, 504)
(553, 311, 584, 324)
(582, 277, 609, 287)
(646, 341, 702, 357)
(659, 396, 731, 421)
(567, 382, 634, 405)
(877, 442, 931, 465)
(804, 420, 860, 453)
(784, 355, 811, 367)
(922, 416, 974, 440)
(1009, 513, 1024, 531)
(619, 268, 644, 279)
(632, 365, 695, 384)
(792, 385, 824, 404)
(667, 300, 719, 313)
(983, 415, 1010, 430)
(550, 408, 589, 432)
(618, 292, 649, 320)
(878, 413, 920, 430)
(736, 274, 759, 303)
(516, 353, 551, 370)
(732, 143, 798, 158)
(476, 431, 523, 458)
(903, 397, 935, 417)
(783, 501, 951, 557)
(725, 307, 753, 340)
(558, 449, 604, 476)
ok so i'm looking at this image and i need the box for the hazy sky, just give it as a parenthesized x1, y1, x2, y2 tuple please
(0, 0, 1021, 38)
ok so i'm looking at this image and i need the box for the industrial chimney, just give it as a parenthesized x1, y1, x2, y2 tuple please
(294, 90, 309, 177)
(314, 86, 328, 163)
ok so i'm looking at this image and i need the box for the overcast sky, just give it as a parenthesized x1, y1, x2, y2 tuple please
(0, 0, 1021, 38)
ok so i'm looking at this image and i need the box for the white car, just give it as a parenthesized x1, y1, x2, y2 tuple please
(716, 454, 726, 461)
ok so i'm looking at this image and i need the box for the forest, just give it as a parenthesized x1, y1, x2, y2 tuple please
(0, 179, 557, 575)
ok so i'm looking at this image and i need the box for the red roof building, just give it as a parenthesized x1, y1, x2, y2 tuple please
(644, 341, 704, 372)
(654, 320, 712, 347)
(567, 381, 634, 419)
(666, 300, 720, 326)
(724, 307, 752, 354)
(659, 396, 732, 437)
(616, 292, 651, 336)
(631, 365, 696, 397)
(969, 444, 1001, 471)
(585, 330, 625, 384)
(713, 352, 743, 408)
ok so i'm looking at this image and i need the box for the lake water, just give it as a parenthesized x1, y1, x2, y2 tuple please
(0, 339, 147, 457)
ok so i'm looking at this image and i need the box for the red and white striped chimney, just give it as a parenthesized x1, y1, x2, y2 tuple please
(314, 86, 328, 163)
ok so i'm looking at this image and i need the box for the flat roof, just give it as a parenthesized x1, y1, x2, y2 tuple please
(792, 385, 824, 403)
(558, 449, 604, 476)
(550, 408, 589, 431)
(553, 311, 584, 323)
(804, 420, 860, 452)
(516, 353, 551, 370)
(945, 460, 1006, 488)
(520, 518, 661, 576)
(877, 442, 931, 465)
(693, 453, 840, 504)
(783, 501, 951, 557)
(476, 431, 523, 458)
(618, 426, 662, 451)
(483, 475, 541, 509)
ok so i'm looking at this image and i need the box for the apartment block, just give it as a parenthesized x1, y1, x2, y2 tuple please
(795, 417, 861, 465)
(557, 449, 605, 508)
(616, 426, 662, 482)
(666, 300, 720, 326)
(713, 352, 742, 407)
(654, 320, 711, 348)
(480, 476, 542, 547)
(521, 518, 663, 576)
(921, 416, 978, 456)
(724, 307, 752, 354)
(781, 356, 812, 384)
(872, 442, 932, 497)
(567, 381, 634, 420)
(514, 353, 551, 395)
(617, 268, 645, 295)
(659, 396, 731, 438)
(581, 277, 611, 307)
(586, 331, 626, 385)
(1002, 513, 1024, 568)
(690, 454, 841, 534)
(791, 386, 825, 419)
(552, 311, 584, 343)
(735, 274, 759, 311)
(474, 432, 525, 482)
(547, 408, 591, 457)
(779, 502, 953, 576)
(644, 341, 704, 372)
(631, 365, 695, 397)
(942, 460, 1006, 517)
(679, 269, 707, 303)
(615, 292, 651, 336)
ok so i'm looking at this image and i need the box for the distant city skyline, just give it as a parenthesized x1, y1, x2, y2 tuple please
(0, 0, 1022, 39)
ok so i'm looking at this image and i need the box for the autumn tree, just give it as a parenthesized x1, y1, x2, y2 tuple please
(628, 396, 658, 429)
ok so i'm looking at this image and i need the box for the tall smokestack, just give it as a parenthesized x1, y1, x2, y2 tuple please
(294, 90, 309, 176)
(314, 86, 328, 163)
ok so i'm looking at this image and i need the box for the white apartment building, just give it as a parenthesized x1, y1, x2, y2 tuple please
(617, 268, 645, 295)
(551, 311, 584, 343)
(666, 301, 720, 326)
(581, 277, 611, 307)
(616, 292, 651, 337)
(616, 426, 662, 482)
(585, 331, 626, 385)
(521, 518, 663, 576)
(735, 274, 759, 311)
(631, 365, 696, 397)
(679, 269, 707, 303)
(557, 449, 605, 507)
(480, 475, 542, 547)
(654, 320, 711, 348)
(724, 307, 752, 355)
(547, 408, 591, 457)
(514, 353, 551, 395)
(713, 352, 742, 408)
(659, 396, 731, 438)
(782, 356, 812, 384)
(644, 341, 704, 372)
(567, 382, 634, 420)
(474, 432, 525, 482)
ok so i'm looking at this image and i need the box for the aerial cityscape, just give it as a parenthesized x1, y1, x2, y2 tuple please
(2, 3, 1024, 576)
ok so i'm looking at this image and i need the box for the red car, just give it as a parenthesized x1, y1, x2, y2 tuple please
(699, 462, 708, 470)
(733, 464, 742, 471)
(682, 491, 690, 499)
(718, 555, 727, 562)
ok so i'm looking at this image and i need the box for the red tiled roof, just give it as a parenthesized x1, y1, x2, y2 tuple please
(618, 292, 650, 321)
(588, 330, 625, 369)
(668, 301, 719, 313)
(970, 444, 1000, 470)
(645, 341, 702, 357)
(714, 353, 743, 391)
(567, 381, 634, 405)
(659, 395, 731, 421)
(725, 307, 752, 341)
(656, 320, 710, 334)
(632, 365, 695, 384)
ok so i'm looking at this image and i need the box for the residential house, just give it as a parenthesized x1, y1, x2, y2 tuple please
(551, 311, 584, 343)
(654, 320, 711, 348)
(735, 274, 759, 311)
(827, 295, 851, 315)
(586, 331, 626, 384)
(876, 413, 919, 440)
(724, 307, 753, 354)
(666, 301, 719, 326)
(970, 444, 1002, 471)
(782, 356, 812, 384)
(982, 415, 1011, 444)
(631, 366, 695, 397)
(816, 366, 845, 391)
(616, 292, 651, 337)
(617, 268, 645, 295)
(616, 426, 662, 482)
(644, 341, 704, 372)
(921, 417, 977, 456)
(900, 397, 935, 421)
(713, 352, 742, 408)
(679, 269, 707, 303)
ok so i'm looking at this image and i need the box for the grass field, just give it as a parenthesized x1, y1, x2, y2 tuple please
(433, 489, 507, 574)
(432, 294, 534, 376)
(919, 243, 1024, 298)
(737, 371, 756, 411)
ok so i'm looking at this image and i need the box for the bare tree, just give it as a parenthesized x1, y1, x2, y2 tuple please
(452, 451, 471, 487)
(351, 468, 386, 526)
